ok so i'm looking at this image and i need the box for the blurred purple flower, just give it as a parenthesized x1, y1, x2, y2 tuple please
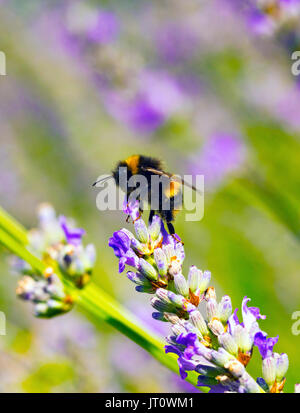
(87, 10, 120, 44)
(103, 70, 186, 133)
(189, 133, 245, 189)
(247, 10, 276, 36)
(156, 24, 198, 64)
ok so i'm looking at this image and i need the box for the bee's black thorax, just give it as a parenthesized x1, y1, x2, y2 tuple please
(112, 155, 182, 225)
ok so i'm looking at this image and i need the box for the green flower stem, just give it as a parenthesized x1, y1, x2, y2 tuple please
(0, 205, 28, 245)
(0, 206, 204, 390)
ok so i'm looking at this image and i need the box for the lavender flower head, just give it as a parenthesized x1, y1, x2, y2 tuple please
(12, 204, 96, 316)
(109, 200, 297, 393)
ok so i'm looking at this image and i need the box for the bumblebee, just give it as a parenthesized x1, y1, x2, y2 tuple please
(93, 155, 199, 236)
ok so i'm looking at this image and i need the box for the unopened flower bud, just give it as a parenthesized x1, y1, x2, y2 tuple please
(127, 271, 150, 286)
(174, 273, 189, 297)
(134, 219, 149, 244)
(151, 297, 175, 313)
(154, 248, 168, 277)
(208, 319, 224, 336)
(275, 353, 289, 382)
(211, 348, 233, 367)
(233, 325, 252, 353)
(199, 271, 211, 293)
(226, 359, 245, 379)
(218, 333, 238, 356)
(148, 216, 161, 240)
(218, 295, 232, 323)
(262, 356, 276, 387)
(139, 258, 158, 281)
(206, 298, 219, 322)
(190, 310, 209, 336)
(188, 266, 200, 292)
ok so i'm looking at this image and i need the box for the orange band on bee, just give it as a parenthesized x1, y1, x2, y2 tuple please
(125, 155, 140, 175)
(164, 179, 181, 198)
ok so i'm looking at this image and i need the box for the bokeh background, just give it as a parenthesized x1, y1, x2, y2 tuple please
(0, 0, 300, 392)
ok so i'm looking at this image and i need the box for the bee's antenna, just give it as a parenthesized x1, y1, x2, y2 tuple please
(92, 175, 113, 187)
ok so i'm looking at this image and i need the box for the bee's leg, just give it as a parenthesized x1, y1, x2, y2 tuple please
(166, 221, 175, 235)
(148, 209, 155, 224)
(126, 215, 131, 223)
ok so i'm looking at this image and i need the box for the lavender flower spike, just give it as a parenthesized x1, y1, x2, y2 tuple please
(109, 203, 297, 393)
(12, 204, 96, 317)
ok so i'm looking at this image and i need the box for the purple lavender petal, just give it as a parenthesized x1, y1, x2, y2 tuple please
(242, 296, 266, 331)
(227, 308, 240, 335)
(59, 215, 85, 246)
(254, 331, 279, 359)
(108, 230, 131, 259)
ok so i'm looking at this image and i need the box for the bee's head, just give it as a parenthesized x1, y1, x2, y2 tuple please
(112, 161, 133, 192)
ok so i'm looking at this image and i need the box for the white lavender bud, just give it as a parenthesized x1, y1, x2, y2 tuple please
(226, 359, 245, 379)
(275, 353, 289, 382)
(295, 384, 300, 393)
(171, 323, 187, 336)
(169, 260, 182, 277)
(46, 275, 65, 299)
(34, 302, 48, 316)
(162, 245, 175, 264)
(206, 298, 219, 322)
(208, 319, 225, 336)
(38, 203, 56, 223)
(47, 299, 63, 310)
(262, 356, 277, 387)
(188, 266, 200, 292)
(218, 333, 238, 356)
(127, 271, 150, 286)
(134, 219, 149, 244)
(84, 244, 96, 268)
(156, 288, 172, 305)
(199, 270, 211, 293)
(139, 258, 158, 281)
(211, 348, 234, 367)
(154, 248, 168, 277)
(166, 291, 186, 307)
(130, 238, 144, 254)
(218, 295, 232, 323)
(174, 273, 189, 297)
(190, 310, 209, 336)
(148, 216, 161, 240)
(240, 375, 263, 393)
(151, 297, 175, 313)
(233, 325, 252, 353)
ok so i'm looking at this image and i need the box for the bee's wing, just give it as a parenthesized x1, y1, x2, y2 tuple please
(141, 167, 202, 194)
